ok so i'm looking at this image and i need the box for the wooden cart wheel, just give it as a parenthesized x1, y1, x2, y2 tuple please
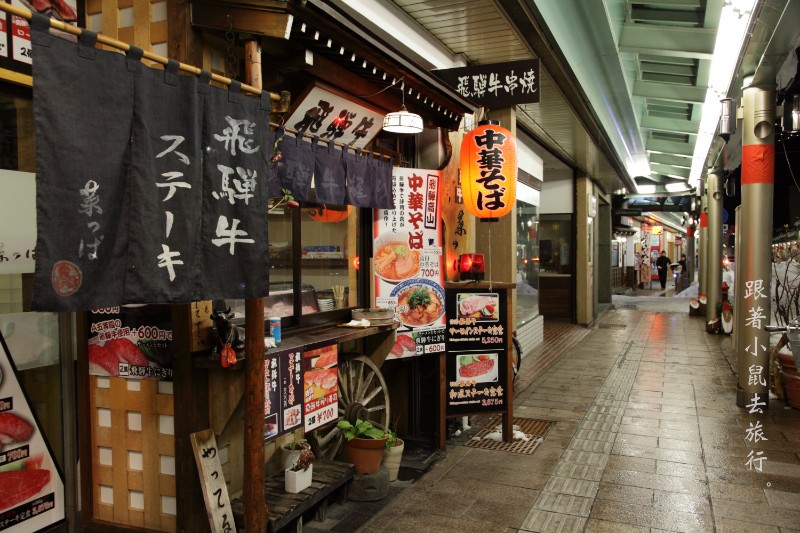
(310, 355, 391, 460)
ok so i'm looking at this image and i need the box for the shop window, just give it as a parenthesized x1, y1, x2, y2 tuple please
(516, 200, 539, 326)
(538, 214, 573, 274)
(0, 84, 66, 480)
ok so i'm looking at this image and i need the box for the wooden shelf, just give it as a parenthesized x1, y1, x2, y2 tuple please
(269, 258, 349, 268)
(193, 321, 400, 369)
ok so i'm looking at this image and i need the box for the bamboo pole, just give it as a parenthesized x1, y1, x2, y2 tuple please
(0, 1, 277, 101)
(243, 38, 268, 533)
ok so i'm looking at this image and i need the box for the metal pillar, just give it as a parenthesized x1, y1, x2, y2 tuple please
(686, 225, 696, 282)
(699, 197, 708, 298)
(736, 85, 775, 408)
(706, 166, 723, 323)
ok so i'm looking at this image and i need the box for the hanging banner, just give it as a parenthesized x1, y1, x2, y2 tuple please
(30, 18, 134, 311)
(87, 305, 174, 380)
(374, 168, 445, 358)
(444, 286, 509, 416)
(0, 330, 65, 532)
(0, 0, 78, 77)
(125, 59, 203, 302)
(263, 348, 303, 442)
(302, 344, 338, 432)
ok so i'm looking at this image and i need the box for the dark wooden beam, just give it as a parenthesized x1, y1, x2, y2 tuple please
(167, 3, 211, 530)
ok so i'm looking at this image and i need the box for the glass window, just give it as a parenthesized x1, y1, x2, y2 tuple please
(0, 84, 66, 475)
(516, 200, 539, 326)
(538, 214, 573, 274)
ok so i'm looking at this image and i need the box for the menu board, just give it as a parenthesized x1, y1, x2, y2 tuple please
(303, 344, 338, 432)
(0, 330, 65, 532)
(444, 287, 508, 416)
(263, 349, 303, 442)
(87, 305, 173, 380)
(374, 168, 446, 359)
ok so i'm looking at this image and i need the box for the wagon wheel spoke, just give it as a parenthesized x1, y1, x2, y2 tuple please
(361, 384, 383, 406)
(365, 404, 386, 413)
(338, 371, 351, 405)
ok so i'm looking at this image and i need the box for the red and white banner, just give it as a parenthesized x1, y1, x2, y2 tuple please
(374, 168, 445, 359)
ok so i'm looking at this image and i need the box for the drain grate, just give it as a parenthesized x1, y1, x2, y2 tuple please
(599, 323, 627, 330)
(464, 416, 554, 455)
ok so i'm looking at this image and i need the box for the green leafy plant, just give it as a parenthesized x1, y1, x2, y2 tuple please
(337, 419, 387, 441)
(407, 287, 431, 309)
(289, 449, 315, 472)
(282, 438, 308, 451)
(384, 428, 398, 450)
(268, 188, 298, 212)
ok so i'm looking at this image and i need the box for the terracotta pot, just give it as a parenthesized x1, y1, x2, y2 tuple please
(783, 371, 800, 409)
(345, 437, 388, 475)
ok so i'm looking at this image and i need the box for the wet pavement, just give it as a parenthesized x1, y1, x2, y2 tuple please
(307, 305, 800, 532)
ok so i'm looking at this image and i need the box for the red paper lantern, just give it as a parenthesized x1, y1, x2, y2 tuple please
(460, 120, 517, 220)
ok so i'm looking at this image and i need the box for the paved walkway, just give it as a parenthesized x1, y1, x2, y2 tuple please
(358, 309, 800, 532)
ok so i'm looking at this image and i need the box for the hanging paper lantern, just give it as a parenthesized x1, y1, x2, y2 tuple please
(309, 205, 350, 223)
(460, 120, 517, 220)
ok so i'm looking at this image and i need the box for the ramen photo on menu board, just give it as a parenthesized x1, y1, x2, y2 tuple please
(374, 233, 420, 282)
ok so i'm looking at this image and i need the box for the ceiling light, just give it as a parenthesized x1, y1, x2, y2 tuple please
(382, 79, 423, 134)
(689, 0, 756, 185)
(666, 183, 689, 192)
(638, 185, 657, 194)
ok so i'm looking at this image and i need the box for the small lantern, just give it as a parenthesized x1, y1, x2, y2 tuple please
(309, 205, 349, 223)
(459, 253, 485, 281)
(460, 120, 517, 220)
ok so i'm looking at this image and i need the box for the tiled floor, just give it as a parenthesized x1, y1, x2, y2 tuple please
(355, 308, 800, 532)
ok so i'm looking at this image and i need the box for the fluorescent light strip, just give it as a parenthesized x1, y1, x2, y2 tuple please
(689, 0, 756, 186)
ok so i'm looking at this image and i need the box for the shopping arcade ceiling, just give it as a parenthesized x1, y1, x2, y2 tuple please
(378, 0, 798, 200)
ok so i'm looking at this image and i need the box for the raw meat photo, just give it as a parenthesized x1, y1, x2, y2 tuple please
(456, 354, 498, 383)
(457, 293, 499, 321)
(0, 412, 34, 444)
(88, 343, 121, 376)
(105, 338, 150, 366)
(0, 468, 51, 511)
(389, 334, 416, 358)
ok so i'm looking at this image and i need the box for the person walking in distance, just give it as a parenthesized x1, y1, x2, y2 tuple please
(656, 251, 671, 290)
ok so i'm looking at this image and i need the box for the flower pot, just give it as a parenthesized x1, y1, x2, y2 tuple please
(345, 437, 388, 475)
(381, 438, 404, 481)
(279, 442, 311, 471)
(285, 463, 313, 493)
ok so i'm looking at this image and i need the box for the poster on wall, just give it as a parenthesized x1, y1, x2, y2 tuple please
(87, 305, 173, 380)
(0, 0, 79, 76)
(444, 287, 508, 416)
(302, 344, 338, 432)
(263, 348, 303, 442)
(374, 168, 446, 359)
(0, 330, 65, 532)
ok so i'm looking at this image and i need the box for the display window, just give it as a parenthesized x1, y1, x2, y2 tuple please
(516, 199, 539, 326)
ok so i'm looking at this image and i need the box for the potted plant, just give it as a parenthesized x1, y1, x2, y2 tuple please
(381, 428, 405, 481)
(284, 449, 315, 493)
(337, 419, 388, 475)
(278, 438, 311, 471)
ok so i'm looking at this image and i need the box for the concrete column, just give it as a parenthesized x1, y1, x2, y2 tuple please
(706, 166, 723, 323)
(597, 201, 612, 308)
(736, 85, 775, 408)
(475, 108, 517, 329)
(575, 177, 594, 326)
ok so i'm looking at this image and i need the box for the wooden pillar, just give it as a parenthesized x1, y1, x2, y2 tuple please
(243, 38, 268, 532)
(167, 3, 211, 531)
